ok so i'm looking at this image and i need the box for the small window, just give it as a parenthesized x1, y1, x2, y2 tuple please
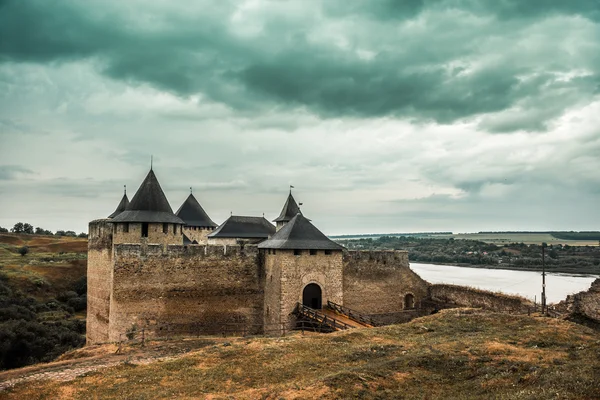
(163, 223, 168, 234)
(272, 249, 276, 255)
(324, 250, 332, 255)
(173, 224, 177, 234)
(294, 249, 301, 256)
(309, 249, 317, 255)
(123, 223, 129, 233)
(141, 222, 149, 238)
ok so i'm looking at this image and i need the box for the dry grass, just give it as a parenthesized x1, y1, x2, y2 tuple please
(2, 309, 599, 399)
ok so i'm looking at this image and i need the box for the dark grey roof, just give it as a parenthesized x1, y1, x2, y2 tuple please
(176, 194, 217, 228)
(273, 192, 301, 222)
(108, 193, 129, 219)
(208, 216, 276, 239)
(112, 169, 184, 224)
(258, 213, 344, 250)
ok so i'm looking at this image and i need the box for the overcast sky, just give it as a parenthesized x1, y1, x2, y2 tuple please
(1, 0, 599, 235)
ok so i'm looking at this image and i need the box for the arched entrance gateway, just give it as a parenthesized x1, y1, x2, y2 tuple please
(303, 283, 322, 309)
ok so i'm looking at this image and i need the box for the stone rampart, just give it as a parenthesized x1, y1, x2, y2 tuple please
(342, 251, 429, 319)
(429, 284, 534, 312)
(107, 244, 264, 341)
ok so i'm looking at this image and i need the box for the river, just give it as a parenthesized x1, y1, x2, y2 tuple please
(410, 262, 599, 304)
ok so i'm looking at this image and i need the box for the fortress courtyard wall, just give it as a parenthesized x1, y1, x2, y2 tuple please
(107, 244, 264, 341)
(342, 250, 430, 323)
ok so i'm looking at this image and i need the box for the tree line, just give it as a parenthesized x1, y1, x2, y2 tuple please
(0, 222, 86, 238)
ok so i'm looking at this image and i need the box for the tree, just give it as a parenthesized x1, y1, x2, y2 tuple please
(23, 223, 34, 234)
(11, 222, 24, 233)
(77, 232, 87, 238)
(18, 246, 29, 257)
(0, 226, 7, 233)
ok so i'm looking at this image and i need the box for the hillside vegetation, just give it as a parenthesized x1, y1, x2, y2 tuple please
(0, 233, 88, 369)
(2, 310, 599, 399)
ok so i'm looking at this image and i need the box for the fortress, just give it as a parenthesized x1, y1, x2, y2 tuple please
(87, 168, 429, 344)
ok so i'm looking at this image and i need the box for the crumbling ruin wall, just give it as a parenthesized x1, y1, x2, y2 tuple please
(429, 284, 533, 312)
(342, 251, 430, 323)
(556, 278, 600, 326)
(107, 244, 264, 342)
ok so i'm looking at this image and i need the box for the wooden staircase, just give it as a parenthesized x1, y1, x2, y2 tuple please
(294, 301, 374, 332)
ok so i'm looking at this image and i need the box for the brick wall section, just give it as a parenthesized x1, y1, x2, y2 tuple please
(113, 222, 183, 246)
(182, 226, 213, 244)
(87, 220, 114, 344)
(107, 244, 264, 341)
(342, 250, 429, 315)
(429, 284, 534, 312)
(265, 249, 344, 330)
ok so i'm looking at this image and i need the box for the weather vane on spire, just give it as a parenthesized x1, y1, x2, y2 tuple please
(150, 155, 153, 170)
(290, 185, 294, 194)
(190, 187, 193, 194)
(124, 185, 126, 195)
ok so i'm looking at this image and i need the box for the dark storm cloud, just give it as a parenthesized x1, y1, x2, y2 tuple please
(0, 165, 33, 180)
(0, 0, 598, 130)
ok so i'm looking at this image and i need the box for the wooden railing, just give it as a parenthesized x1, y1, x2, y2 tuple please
(294, 303, 354, 331)
(326, 300, 376, 327)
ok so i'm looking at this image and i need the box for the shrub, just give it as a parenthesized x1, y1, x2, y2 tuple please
(18, 246, 29, 257)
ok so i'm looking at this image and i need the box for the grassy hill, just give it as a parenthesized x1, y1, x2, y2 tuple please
(0, 233, 87, 301)
(0, 233, 88, 369)
(2, 309, 599, 399)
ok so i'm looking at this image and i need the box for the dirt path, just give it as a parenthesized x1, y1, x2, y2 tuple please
(0, 337, 220, 392)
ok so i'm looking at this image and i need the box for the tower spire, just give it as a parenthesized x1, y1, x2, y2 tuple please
(150, 155, 153, 171)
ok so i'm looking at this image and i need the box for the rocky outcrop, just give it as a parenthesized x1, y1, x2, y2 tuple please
(555, 278, 600, 328)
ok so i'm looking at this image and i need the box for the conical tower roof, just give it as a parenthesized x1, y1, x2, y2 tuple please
(176, 193, 217, 228)
(108, 193, 129, 218)
(273, 192, 301, 222)
(112, 169, 184, 224)
(259, 213, 344, 250)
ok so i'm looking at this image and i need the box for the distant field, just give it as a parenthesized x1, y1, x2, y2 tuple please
(332, 232, 599, 246)
(435, 233, 599, 246)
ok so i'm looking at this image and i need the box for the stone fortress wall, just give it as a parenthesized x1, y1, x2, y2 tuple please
(88, 218, 431, 343)
(343, 250, 430, 324)
(109, 243, 265, 341)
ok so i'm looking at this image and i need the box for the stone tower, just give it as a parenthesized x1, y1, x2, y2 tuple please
(87, 168, 184, 343)
(273, 191, 301, 231)
(111, 168, 184, 247)
(176, 191, 217, 244)
(107, 187, 129, 219)
(259, 213, 345, 331)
